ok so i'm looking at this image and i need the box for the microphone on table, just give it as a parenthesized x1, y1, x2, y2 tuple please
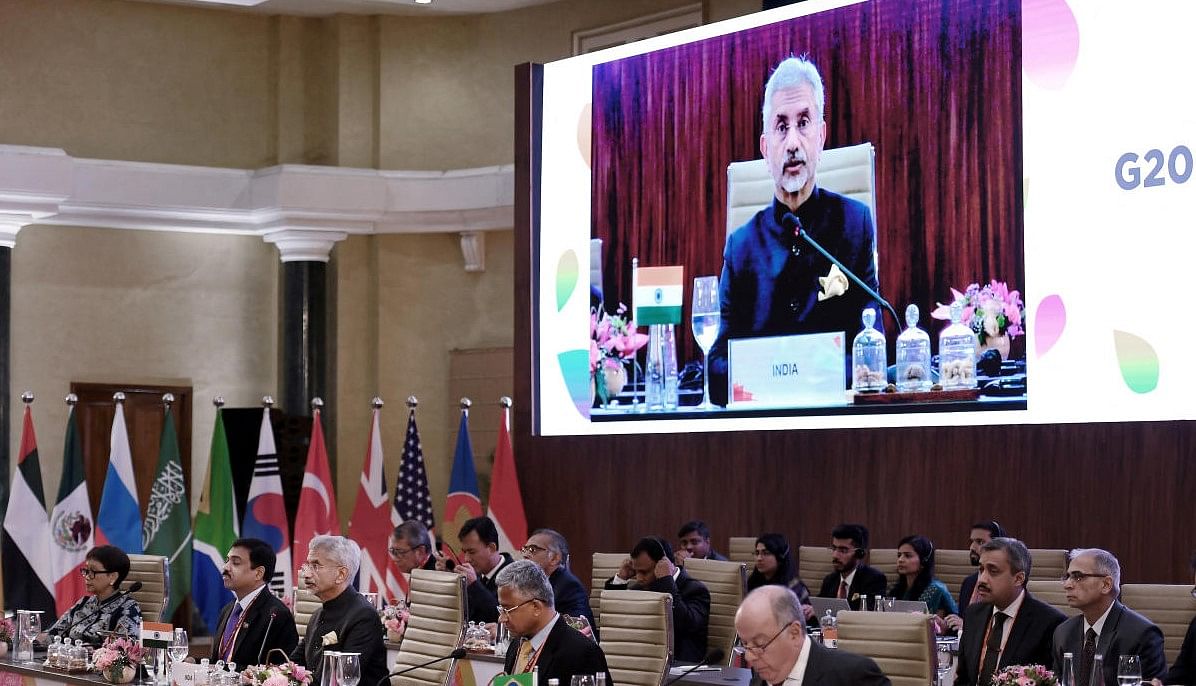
(781, 212, 900, 329)
(663, 648, 726, 686)
(374, 647, 468, 686)
(256, 610, 278, 664)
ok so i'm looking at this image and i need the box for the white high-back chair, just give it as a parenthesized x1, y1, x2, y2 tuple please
(725, 142, 877, 237)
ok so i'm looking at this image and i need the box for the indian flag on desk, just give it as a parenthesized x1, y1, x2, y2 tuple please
(141, 621, 173, 648)
(633, 265, 685, 325)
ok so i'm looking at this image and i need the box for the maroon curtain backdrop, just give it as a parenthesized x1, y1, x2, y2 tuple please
(591, 0, 1022, 365)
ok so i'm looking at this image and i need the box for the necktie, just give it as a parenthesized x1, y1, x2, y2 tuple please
(977, 612, 1008, 686)
(838, 580, 848, 600)
(515, 638, 534, 673)
(220, 602, 244, 659)
(1078, 628, 1097, 686)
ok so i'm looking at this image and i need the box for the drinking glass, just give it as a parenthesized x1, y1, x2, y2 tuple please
(570, 676, 595, 686)
(935, 638, 955, 686)
(169, 628, 190, 678)
(1117, 654, 1141, 686)
(690, 276, 720, 410)
(337, 653, 361, 686)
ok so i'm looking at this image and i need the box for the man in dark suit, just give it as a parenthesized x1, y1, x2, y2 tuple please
(945, 520, 1007, 634)
(1155, 552, 1196, 685)
(817, 524, 886, 611)
(606, 536, 711, 663)
(737, 585, 889, 685)
(291, 536, 387, 686)
(1052, 548, 1166, 685)
(955, 538, 1065, 686)
(521, 528, 596, 631)
(456, 516, 514, 624)
(211, 538, 299, 666)
(675, 520, 729, 563)
(389, 519, 441, 576)
(709, 55, 881, 405)
(498, 560, 612, 685)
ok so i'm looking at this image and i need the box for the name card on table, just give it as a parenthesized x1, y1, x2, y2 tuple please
(171, 660, 203, 686)
(728, 332, 846, 407)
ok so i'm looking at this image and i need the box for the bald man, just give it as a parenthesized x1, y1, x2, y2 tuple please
(735, 585, 889, 686)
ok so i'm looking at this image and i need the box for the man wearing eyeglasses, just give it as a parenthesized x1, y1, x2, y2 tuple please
(816, 524, 886, 611)
(497, 560, 612, 685)
(954, 538, 1064, 686)
(1051, 548, 1165, 685)
(291, 536, 387, 686)
(388, 520, 440, 575)
(735, 585, 889, 686)
(521, 528, 596, 630)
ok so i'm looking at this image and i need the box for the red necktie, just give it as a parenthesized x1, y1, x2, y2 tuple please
(837, 580, 848, 599)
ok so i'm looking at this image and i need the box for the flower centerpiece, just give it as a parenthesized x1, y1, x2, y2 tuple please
(590, 303, 648, 405)
(92, 635, 146, 684)
(381, 601, 409, 644)
(931, 280, 1025, 359)
(991, 664, 1057, 686)
(0, 616, 14, 657)
(242, 660, 312, 686)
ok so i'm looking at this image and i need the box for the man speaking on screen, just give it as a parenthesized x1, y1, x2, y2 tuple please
(709, 56, 881, 405)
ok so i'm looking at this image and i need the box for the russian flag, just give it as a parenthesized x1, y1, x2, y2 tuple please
(97, 399, 142, 553)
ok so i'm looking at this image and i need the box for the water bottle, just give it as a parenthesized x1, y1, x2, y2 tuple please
(1060, 652, 1075, 686)
(1089, 654, 1104, 686)
(819, 610, 838, 648)
(645, 324, 665, 410)
(661, 323, 679, 409)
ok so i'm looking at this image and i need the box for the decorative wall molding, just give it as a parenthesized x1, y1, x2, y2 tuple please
(0, 144, 515, 265)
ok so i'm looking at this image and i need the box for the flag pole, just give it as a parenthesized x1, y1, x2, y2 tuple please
(21, 390, 33, 405)
(460, 397, 471, 417)
(500, 396, 512, 430)
(114, 391, 126, 404)
(163, 392, 174, 412)
(311, 396, 324, 411)
(213, 396, 224, 409)
(406, 395, 418, 411)
(631, 256, 641, 412)
(372, 396, 384, 411)
(262, 395, 274, 408)
(65, 393, 77, 407)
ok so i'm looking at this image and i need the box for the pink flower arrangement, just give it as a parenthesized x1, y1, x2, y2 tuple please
(92, 635, 145, 675)
(0, 617, 14, 643)
(590, 304, 648, 374)
(991, 664, 1057, 686)
(931, 280, 1025, 344)
(242, 661, 312, 686)
(381, 602, 410, 641)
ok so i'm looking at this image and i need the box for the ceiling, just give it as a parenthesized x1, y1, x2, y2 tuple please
(129, 0, 563, 16)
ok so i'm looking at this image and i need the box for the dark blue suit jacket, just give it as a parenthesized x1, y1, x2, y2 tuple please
(1052, 601, 1166, 684)
(710, 188, 880, 405)
(549, 566, 596, 630)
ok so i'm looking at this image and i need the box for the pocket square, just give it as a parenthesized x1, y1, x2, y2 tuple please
(818, 264, 850, 301)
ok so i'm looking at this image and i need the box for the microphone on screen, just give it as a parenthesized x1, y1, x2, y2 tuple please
(374, 647, 468, 686)
(663, 648, 726, 686)
(781, 212, 899, 328)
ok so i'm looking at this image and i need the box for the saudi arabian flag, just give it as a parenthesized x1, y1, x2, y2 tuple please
(634, 265, 685, 325)
(143, 410, 192, 621)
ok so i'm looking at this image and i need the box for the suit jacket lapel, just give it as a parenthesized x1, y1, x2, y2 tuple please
(1098, 602, 1124, 656)
(1001, 600, 1032, 667)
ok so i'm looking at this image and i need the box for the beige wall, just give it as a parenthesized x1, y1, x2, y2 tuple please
(9, 226, 278, 508)
(2, 0, 762, 527)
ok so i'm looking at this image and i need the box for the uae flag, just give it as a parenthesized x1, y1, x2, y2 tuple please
(2, 404, 55, 615)
(50, 401, 95, 615)
(292, 405, 339, 584)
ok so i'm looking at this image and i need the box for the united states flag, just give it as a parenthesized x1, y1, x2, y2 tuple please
(392, 408, 435, 530)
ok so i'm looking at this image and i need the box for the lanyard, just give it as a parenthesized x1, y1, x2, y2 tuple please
(977, 609, 1018, 672)
(220, 590, 264, 660)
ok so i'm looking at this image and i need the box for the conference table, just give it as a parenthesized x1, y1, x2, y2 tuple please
(0, 651, 751, 686)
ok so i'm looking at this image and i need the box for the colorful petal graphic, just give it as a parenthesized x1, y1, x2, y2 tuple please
(577, 103, 592, 168)
(557, 349, 593, 417)
(1113, 330, 1159, 394)
(1023, 0, 1079, 90)
(1034, 294, 1066, 357)
(556, 249, 578, 312)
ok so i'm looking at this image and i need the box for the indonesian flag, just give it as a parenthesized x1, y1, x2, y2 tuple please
(50, 403, 95, 614)
(292, 406, 340, 583)
(349, 405, 402, 600)
(486, 405, 527, 554)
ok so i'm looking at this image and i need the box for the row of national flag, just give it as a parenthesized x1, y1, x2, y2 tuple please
(1, 395, 527, 638)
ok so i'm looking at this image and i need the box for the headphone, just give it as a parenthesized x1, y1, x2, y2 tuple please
(986, 520, 1007, 539)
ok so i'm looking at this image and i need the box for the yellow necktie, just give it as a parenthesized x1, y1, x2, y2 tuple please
(516, 639, 534, 673)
